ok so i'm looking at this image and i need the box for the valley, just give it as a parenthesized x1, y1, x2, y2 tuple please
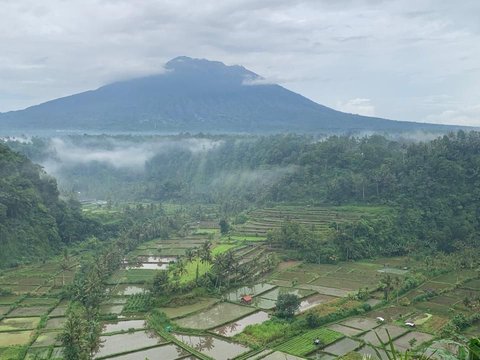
(1, 203, 478, 360)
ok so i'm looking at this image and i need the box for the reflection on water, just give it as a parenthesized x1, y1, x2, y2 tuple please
(95, 330, 164, 358)
(102, 320, 146, 334)
(225, 283, 276, 302)
(175, 302, 254, 329)
(137, 256, 178, 263)
(297, 294, 334, 313)
(126, 263, 169, 270)
(112, 284, 148, 296)
(213, 311, 270, 337)
(174, 333, 250, 360)
(107, 344, 186, 360)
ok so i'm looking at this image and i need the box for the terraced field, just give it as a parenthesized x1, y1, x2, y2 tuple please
(234, 206, 388, 237)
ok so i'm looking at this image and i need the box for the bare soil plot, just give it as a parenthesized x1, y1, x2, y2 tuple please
(360, 324, 408, 346)
(295, 283, 351, 298)
(0, 295, 20, 305)
(413, 301, 455, 316)
(0, 330, 34, 346)
(322, 338, 362, 356)
(461, 279, 480, 290)
(357, 345, 391, 360)
(8, 305, 51, 317)
(175, 302, 256, 330)
(25, 347, 51, 360)
(174, 333, 250, 360)
(44, 317, 66, 330)
(0, 316, 41, 331)
(340, 317, 379, 331)
(328, 324, 364, 336)
(260, 351, 305, 360)
(226, 283, 276, 302)
(212, 311, 270, 337)
(429, 295, 459, 306)
(273, 270, 318, 283)
(158, 297, 218, 319)
(369, 306, 417, 322)
(311, 277, 365, 291)
(418, 314, 449, 334)
(259, 287, 314, 301)
(32, 331, 61, 347)
(49, 305, 68, 317)
(0, 305, 11, 316)
(4, 284, 39, 294)
(95, 330, 165, 359)
(297, 294, 337, 313)
(432, 270, 477, 284)
(20, 297, 58, 306)
(393, 331, 434, 352)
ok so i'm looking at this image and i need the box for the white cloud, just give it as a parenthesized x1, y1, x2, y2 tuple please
(337, 98, 376, 117)
(425, 104, 480, 126)
(0, 0, 479, 126)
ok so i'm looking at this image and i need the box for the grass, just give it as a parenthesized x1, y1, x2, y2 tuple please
(0, 317, 41, 331)
(275, 327, 344, 356)
(235, 319, 291, 346)
(194, 228, 218, 234)
(227, 235, 267, 242)
(212, 244, 238, 256)
(123, 293, 153, 313)
(176, 259, 211, 284)
(0, 330, 34, 346)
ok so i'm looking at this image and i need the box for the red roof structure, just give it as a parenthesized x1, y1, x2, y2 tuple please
(241, 295, 253, 303)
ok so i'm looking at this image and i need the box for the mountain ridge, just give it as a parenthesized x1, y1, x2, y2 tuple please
(0, 56, 464, 133)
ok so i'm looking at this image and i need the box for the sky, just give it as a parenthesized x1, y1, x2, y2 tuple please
(1, 0, 480, 126)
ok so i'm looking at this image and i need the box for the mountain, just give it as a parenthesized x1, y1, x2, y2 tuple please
(0, 56, 460, 133)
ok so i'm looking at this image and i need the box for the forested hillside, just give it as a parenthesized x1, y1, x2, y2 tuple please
(0, 143, 95, 267)
(5, 131, 480, 258)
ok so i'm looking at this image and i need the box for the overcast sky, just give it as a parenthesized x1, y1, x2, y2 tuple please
(1, 0, 479, 125)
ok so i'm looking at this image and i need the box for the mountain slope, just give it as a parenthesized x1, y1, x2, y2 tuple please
(0, 56, 457, 133)
(0, 142, 94, 267)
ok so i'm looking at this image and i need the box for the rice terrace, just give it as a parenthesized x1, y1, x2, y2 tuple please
(0, 200, 478, 359)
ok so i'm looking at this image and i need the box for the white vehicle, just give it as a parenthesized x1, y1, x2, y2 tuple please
(376, 317, 385, 322)
(405, 322, 416, 327)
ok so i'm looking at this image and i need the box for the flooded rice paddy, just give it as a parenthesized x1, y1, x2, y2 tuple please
(321, 337, 362, 356)
(95, 330, 164, 358)
(107, 344, 187, 360)
(174, 333, 250, 360)
(225, 283, 276, 302)
(174, 302, 255, 329)
(102, 320, 146, 334)
(212, 311, 270, 337)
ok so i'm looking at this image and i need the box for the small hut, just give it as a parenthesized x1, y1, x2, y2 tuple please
(240, 295, 253, 304)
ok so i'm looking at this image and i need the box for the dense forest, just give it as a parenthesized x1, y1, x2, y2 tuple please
(4, 131, 480, 260)
(0, 143, 95, 267)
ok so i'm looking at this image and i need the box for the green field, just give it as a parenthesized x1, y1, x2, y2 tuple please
(176, 259, 212, 284)
(234, 205, 390, 237)
(212, 244, 238, 256)
(275, 327, 344, 356)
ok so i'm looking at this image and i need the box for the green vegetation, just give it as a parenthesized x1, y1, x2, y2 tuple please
(236, 319, 291, 346)
(2, 132, 480, 359)
(275, 293, 301, 319)
(275, 327, 343, 356)
(0, 143, 96, 267)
